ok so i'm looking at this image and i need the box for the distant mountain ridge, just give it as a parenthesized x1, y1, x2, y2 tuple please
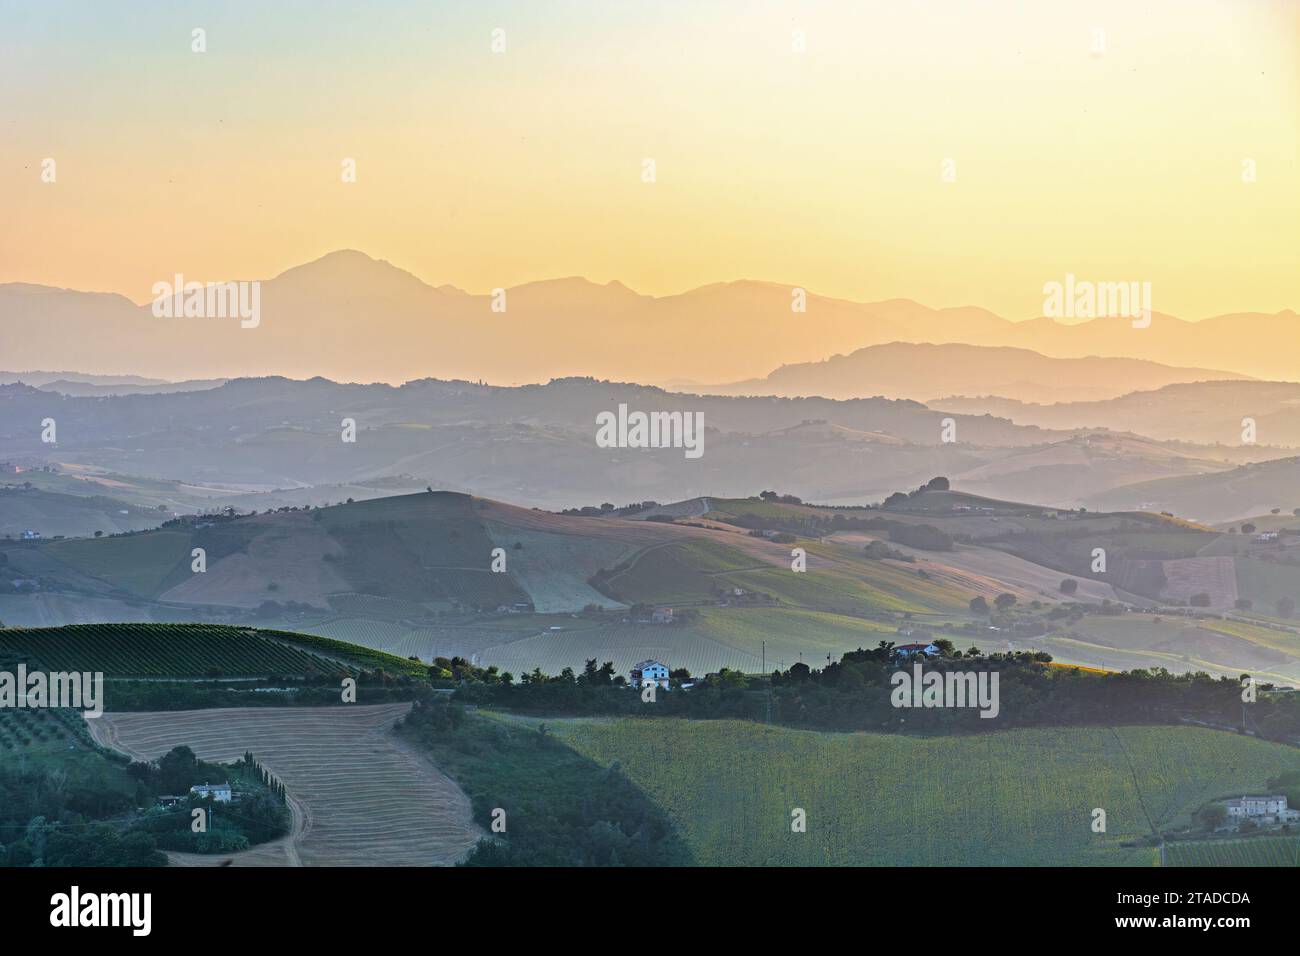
(682, 342, 1252, 404)
(933, 381, 1300, 448)
(1, 250, 1295, 385)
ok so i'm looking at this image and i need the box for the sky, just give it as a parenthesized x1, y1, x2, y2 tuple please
(1, 0, 1297, 321)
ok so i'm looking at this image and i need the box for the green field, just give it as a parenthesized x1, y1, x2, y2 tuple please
(525, 718, 1300, 866)
(597, 535, 966, 618)
(1235, 559, 1300, 611)
(0, 708, 138, 823)
(731, 558, 963, 615)
(326, 593, 436, 622)
(599, 539, 763, 605)
(314, 492, 528, 607)
(0, 622, 427, 678)
(1165, 836, 1300, 866)
(46, 530, 193, 597)
(467, 605, 901, 678)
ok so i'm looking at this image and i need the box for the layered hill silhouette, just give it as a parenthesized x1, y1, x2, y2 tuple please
(1084, 456, 1300, 524)
(2, 375, 1277, 514)
(687, 342, 1251, 404)
(935, 381, 1300, 448)
(2, 250, 1296, 385)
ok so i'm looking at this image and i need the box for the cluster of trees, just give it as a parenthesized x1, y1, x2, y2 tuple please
(881, 476, 951, 509)
(104, 671, 423, 711)
(125, 747, 290, 854)
(447, 644, 1300, 740)
(560, 500, 660, 517)
(719, 509, 879, 536)
(969, 593, 1018, 614)
(862, 539, 914, 561)
(863, 517, 956, 551)
(0, 760, 163, 866)
(0, 743, 290, 866)
(396, 694, 688, 865)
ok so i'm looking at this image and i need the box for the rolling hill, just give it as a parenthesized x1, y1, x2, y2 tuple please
(0, 486, 170, 538)
(5, 485, 1300, 682)
(1084, 456, 1300, 525)
(694, 342, 1251, 404)
(2, 371, 1264, 513)
(934, 380, 1300, 449)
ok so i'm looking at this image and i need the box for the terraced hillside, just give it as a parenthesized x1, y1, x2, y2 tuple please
(89, 703, 482, 866)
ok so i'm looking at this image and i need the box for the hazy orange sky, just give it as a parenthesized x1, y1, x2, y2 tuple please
(1, 0, 1296, 320)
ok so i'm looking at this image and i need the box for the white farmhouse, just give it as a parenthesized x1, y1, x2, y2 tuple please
(1221, 795, 1299, 824)
(630, 659, 670, 690)
(190, 782, 233, 803)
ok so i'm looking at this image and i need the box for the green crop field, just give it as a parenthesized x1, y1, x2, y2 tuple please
(314, 492, 528, 607)
(1235, 559, 1300, 611)
(471, 606, 901, 678)
(0, 623, 343, 678)
(327, 593, 435, 622)
(522, 718, 1300, 866)
(0, 706, 138, 812)
(598, 536, 966, 618)
(46, 530, 193, 597)
(0, 623, 428, 679)
(688, 607, 897, 666)
(0, 707, 105, 759)
(1165, 836, 1300, 866)
(731, 559, 963, 616)
(599, 539, 763, 605)
(307, 618, 411, 654)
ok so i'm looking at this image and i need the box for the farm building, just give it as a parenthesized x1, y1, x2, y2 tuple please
(630, 659, 670, 690)
(190, 782, 233, 803)
(1220, 795, 1299, 824)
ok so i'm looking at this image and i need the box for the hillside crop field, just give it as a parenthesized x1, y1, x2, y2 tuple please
(1033, 615, 1300, 685)
(89, 703, 482, 866)
(474, 607, 899, 677)
(46, 529, 194, 596)
(1165, 836, 1300, 867)
(527, 718, 1300, 866)
(0, 623, 426, 679)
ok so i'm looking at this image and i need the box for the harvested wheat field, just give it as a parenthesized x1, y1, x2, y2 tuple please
(89, 703, 481, 867)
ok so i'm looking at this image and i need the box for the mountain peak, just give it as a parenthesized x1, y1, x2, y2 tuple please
(270, 249, 437, 294)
